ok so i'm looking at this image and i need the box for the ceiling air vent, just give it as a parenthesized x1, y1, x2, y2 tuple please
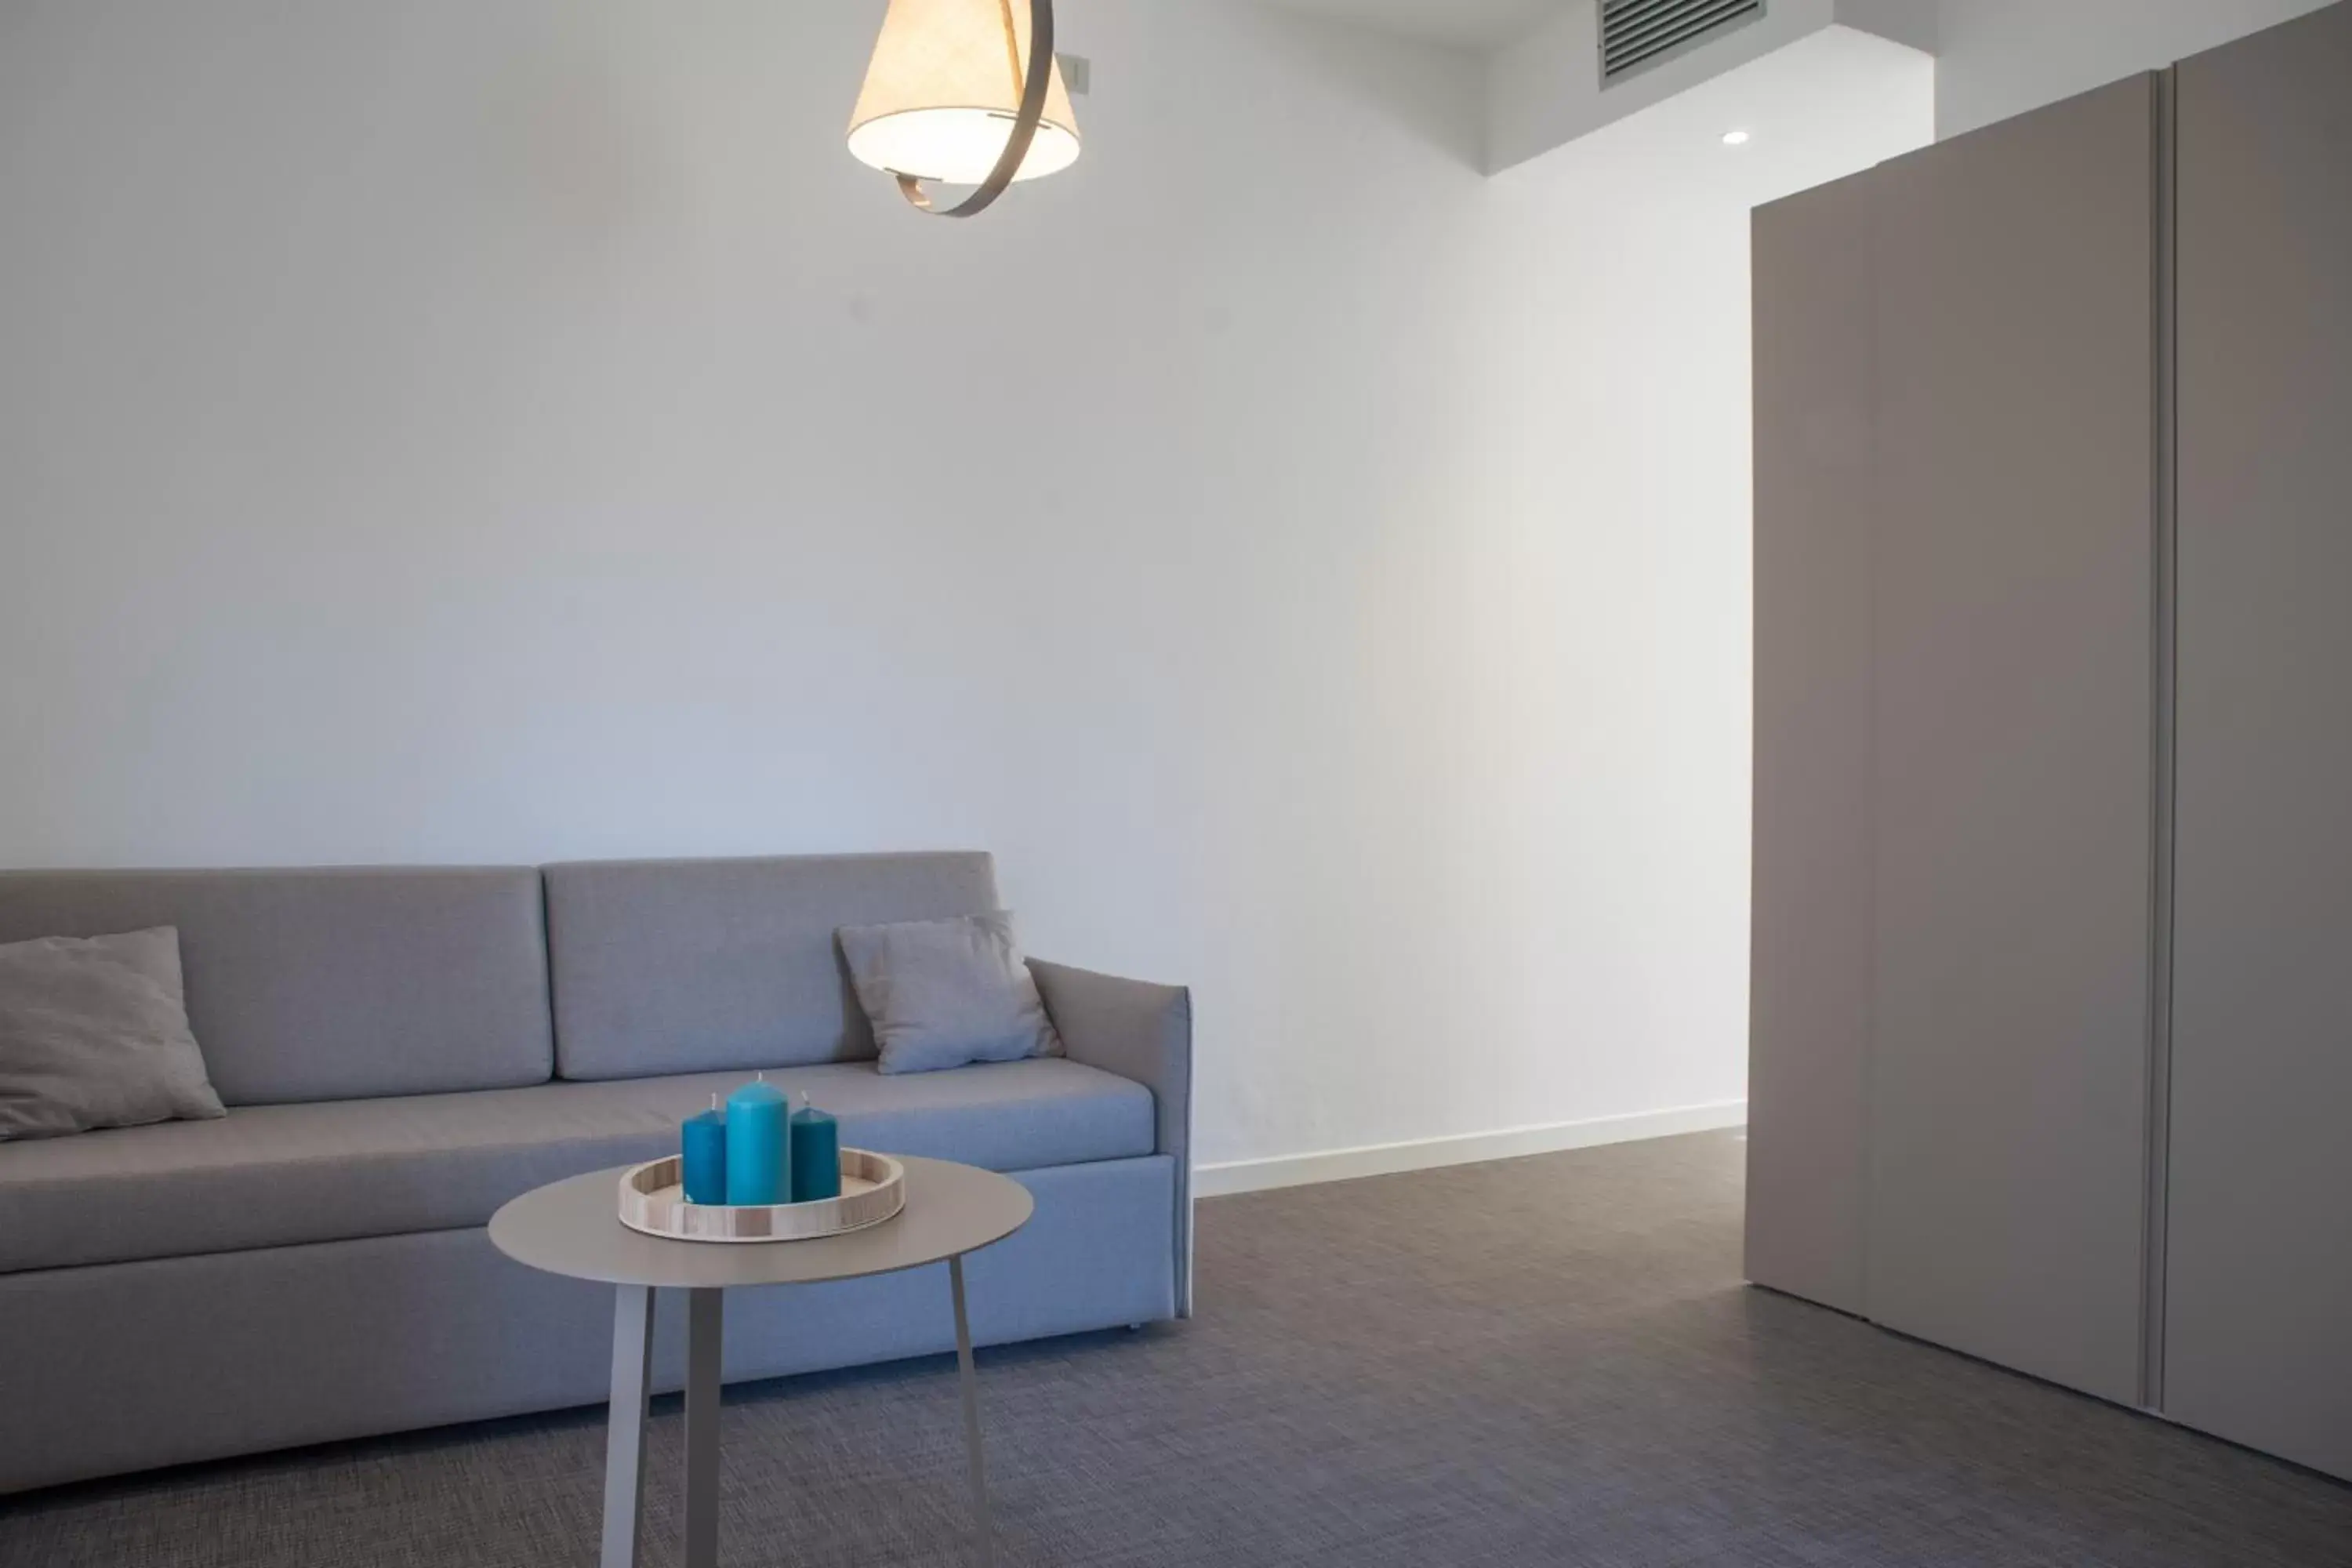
(1601, 0, 1765, 84)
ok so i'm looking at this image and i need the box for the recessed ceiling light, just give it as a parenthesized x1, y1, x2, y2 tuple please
(1722, 129, 1751, 147)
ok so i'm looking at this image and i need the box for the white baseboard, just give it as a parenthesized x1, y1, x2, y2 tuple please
(1191, 1100, 1748, 1199)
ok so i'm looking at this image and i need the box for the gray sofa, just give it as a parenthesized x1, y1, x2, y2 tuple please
(0, 852, 1191, 1494)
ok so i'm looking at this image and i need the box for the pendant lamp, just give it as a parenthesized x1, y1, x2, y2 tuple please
(847, 0, 1080, 218)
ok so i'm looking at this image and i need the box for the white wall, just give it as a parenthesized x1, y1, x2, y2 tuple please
(0, 1, 1926, 1172)
(1933, 0, 2339, 138)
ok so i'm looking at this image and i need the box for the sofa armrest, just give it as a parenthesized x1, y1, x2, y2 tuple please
(1029, 960, 1191, 1162)
(1029, 958, 1193, 1316)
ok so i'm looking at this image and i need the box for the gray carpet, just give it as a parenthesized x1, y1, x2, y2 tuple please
(5, 1130, 2349, 1566)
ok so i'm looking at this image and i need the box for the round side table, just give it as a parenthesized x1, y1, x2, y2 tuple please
(489, 1156, 1033, 1568)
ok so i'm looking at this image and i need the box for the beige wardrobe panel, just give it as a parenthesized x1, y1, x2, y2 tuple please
(1746, 174, 1879, 1316)
(1866, 76, 2158, 1406)
(2169, 0, 2352, 1482)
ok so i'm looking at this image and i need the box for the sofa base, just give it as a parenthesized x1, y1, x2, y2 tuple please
(0, 1155, 1177, 1495)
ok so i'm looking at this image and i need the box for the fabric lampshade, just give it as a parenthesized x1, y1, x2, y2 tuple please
(848, 0, 1082, 186)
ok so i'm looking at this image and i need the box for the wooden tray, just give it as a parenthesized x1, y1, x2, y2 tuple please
(615, 1148, 906, 1243)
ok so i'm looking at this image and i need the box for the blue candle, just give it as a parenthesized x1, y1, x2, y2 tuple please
(682, 1094, 728, 1205)
(724, 1073, 790, 1206)
(789, 1092, 841, 1203)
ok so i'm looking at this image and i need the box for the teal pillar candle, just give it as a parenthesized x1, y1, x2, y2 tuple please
(724, 1073, 790, 1205)
(789, 1092, 841, 1203)
(681, 1094, 728, 1205)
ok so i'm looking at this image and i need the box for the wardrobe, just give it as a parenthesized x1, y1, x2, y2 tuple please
(1746, 0, 2351, 1481)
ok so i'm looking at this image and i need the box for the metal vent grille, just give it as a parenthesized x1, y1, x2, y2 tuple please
(1601, 0, 1765, 82)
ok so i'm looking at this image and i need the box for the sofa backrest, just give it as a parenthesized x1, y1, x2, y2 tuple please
(0, 867, 554, 1105)
(543, 852, 999, 1081)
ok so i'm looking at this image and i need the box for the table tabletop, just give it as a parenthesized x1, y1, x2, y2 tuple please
(488, 1155, 1033, 1290)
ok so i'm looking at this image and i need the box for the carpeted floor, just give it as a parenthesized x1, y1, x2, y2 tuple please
(5, 1129, 2349, 1566)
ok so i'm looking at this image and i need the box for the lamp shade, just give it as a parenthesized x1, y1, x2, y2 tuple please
(848, 0, 1081, 187)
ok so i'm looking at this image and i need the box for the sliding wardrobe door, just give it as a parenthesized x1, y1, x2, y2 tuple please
(1864, 76, 2158, 1406)
(1746, 174, 1879, 1316)
(2168, 0, 2352, 1482)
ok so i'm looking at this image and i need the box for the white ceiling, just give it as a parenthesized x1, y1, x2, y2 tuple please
(1247, 0, 1578, 51)
(1494, 24, 1933, 203)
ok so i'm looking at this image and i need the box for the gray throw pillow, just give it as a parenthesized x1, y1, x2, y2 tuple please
(837, 912, 1065, 1076)
(0, 927, 227, 1140)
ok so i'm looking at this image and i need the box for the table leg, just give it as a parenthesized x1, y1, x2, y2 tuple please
(949, 1254, 996, 1567)
(684, 1287, 724, 1568)
(601, 1284, 655, 1568)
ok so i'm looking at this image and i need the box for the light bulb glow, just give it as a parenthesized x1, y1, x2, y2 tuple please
(1722, 129, 1751, 146)
(848, 108, 1082, 185)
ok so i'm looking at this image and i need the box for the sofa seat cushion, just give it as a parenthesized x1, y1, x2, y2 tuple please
(0, 1058, 1154, 1274)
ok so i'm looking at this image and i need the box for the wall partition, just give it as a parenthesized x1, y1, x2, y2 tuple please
(2165, 5, 2352, 1481)
(1746, 0, 2352, 1481)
